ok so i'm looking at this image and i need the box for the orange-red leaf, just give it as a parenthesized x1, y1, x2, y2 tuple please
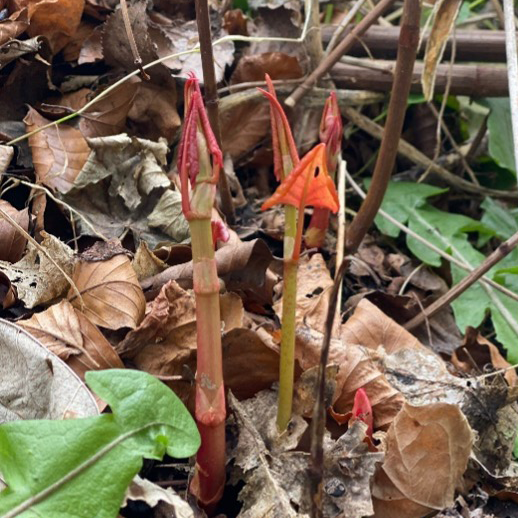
(261, 143, 339, 213)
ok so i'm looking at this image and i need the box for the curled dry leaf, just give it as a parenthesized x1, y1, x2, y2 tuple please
(422, 0, 463, 100)
(0, 271, 17, 309)
(452, 327, 518, 386)
(0, 200, 29, 262)
(68, 252, 145, 330)
(372, 402, 473, 518)
(24, 106, 90, 193)
(0, 4, 28, 47)
(0, 145, 14, 174)
(27, 0, 85, 52)
(231, 52, 303, 84)
(0, 231, 74, 308)
(19, 299, 124, 381)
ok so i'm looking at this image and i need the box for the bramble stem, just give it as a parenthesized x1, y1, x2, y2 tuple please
(189, 218, 226, 510)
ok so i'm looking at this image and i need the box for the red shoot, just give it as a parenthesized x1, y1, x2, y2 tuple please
(351, 388, 373, 439)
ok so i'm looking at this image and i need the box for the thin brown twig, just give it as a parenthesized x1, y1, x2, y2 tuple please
(405, 229, 518, 330)
(285, 0, 397, 107)
(308, 1, 421, 516)
(119, 0, 150, 81)
(194, 0, 235, 224)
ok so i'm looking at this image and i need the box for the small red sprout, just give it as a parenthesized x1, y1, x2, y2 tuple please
(351, 388, 373, 439)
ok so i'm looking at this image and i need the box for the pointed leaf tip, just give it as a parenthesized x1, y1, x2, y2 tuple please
(261, 143, 339, 213)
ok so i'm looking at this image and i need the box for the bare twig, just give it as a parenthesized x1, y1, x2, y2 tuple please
(194, 0, 235, 224)
(405, 230, 518, 330)
(308, 1, 421, 516)
(285, 0, 397, 108)
(335, 159, 347, 314)
(344, 169, 518, 303)
(503, 0, 518, 180)
(325, 0, 369, 56)
(345, 0, 420, 254)
(119, 0, 150, 80)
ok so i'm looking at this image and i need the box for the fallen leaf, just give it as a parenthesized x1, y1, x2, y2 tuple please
(0, 5, 28, 47)
(0, 36, 51, 70)
(0, 200, 29, 262)
(223, 9, 248, 36)
(127, 82, 181, 143)
(61, 19, 96, 62)
(78, 24, 103, 64)
(0, 231, 75, 308)
(372, 402, 473, 517)
(231, 52, 303, 84)
(132, 241, 167, 281)
(0, 145, 13, 174)
(422, 0, 463, 100)
(0, 318, 98, 424)
(452, 327, 517, 386)
(19, 299, 124, 381)
(68, 250, 145, 330)
(147, 190, 190, 243)
(24, 106, 91, 193)
(27, 0, 85, 52)
(0, 271, 17, 309)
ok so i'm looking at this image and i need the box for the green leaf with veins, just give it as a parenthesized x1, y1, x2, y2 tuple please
(0, 369, 200, 518)
(371, 180, 518, 360)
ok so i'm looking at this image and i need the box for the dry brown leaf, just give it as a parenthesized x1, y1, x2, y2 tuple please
(24, 106, 91, 193)
(0, 5, 28, 47)
(62, 20, 96, 62)
(27, 0, 85, 52)
(422, 0, 463, 100)
(0, 200, 29, 262)
(452, 327, 518, 386)
(68, 252, 145, 330)
(79, 24, 103, 64)
(231, 52, 303, 84)
(127, 82, 181, 143)
(373, 402, 473, 517)
(19, 299, 124, 380)
(0, 145, 14, 175)
(223, 9, 248, 36)
(341, 298, 423, 354)
(275, 254, 335, 335)
(0, 271, 17, 309)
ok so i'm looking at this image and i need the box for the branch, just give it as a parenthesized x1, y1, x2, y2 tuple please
(194, 0, 235, 224)
(405, 229, 518, 330)
(308, 1, 421, 516)
(285, 0, 397, 108)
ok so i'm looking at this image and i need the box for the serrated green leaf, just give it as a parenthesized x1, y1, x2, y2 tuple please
(0, 369, 200, 518)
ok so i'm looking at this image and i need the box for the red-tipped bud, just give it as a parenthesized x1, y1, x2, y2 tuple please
(319, 92, 343, 176)
(351, 388, 373, 439)
(211, 220, 230, 247)
(258, 74, 299, 181)
(261, 143, 339, 213)
(178, 73, 223, 220)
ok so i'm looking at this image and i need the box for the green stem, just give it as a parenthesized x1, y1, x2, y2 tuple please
(189, 218, 226, 509)
(277, 205, 299, 431)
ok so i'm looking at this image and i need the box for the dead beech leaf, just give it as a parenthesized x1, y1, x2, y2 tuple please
(62, 20, 96, 62)
(132, 241, 168, 281)
(275, 254, 335, 335)
(24, 106, 91, 193)
(372, 402, 473, 517)
(78, 24, 103, 64)
(231, 52, 303, 84)
(19, 299, 124, 381)
(0, 6, 28, 47)
(223, 9, 248, 36)
(0, 271, 17, 309)
(422, 0, 463, 100)
(27, 0, 85, 52)
(341, 298, 422, 354)
(0, 200, 29, 262)
(68, 253, 145, 330)
(0, 231, 75, 308)
(0, 145, 14, 174)
(452, 327, 517, 386)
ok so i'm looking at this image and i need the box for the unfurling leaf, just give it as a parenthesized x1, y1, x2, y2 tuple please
(0, 369, 200, 518)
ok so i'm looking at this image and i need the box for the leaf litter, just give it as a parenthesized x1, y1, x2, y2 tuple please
(0, 0, 517, 516)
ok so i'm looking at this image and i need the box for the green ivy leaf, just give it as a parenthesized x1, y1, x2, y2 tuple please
(0, 369, 200, 518)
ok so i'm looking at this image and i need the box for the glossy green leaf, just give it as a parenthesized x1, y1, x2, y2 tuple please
(0, 369, 200, 518)
(485, 98, 516, 176)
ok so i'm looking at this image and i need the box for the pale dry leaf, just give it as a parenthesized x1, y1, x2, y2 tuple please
(0, 231, 75, 308)
(0, 318, 98, 424)
(0, 6, 28, 47)
(19, 299, 124, 381)
(24, 106, 91, 193)
(147, 190, 189, 243)
(0, 145, 13, 174)
(372, 402, 473, 516)
(0, 271, 17, 310)
(132, 241, 167, 281)
(0, 200, 29, 262)
(78, 24, 103, 64)
(68, 253, 145, 330)
(27, 0, 85, 52)
(422, 0, 463, 100)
